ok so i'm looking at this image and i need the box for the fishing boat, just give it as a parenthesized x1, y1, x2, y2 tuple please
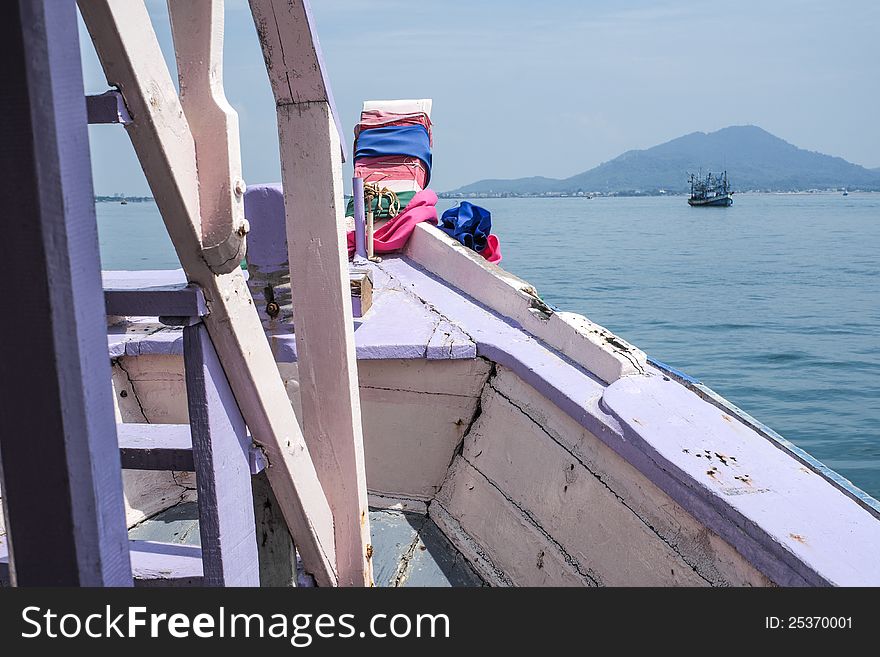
(2, 0, 878, 589)
(688, 170, 734, 206)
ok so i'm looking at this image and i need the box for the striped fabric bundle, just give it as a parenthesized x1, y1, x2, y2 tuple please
(347, 99, 501, 262)
(353, 99, 433, 193)
(355, 109, 433, 144)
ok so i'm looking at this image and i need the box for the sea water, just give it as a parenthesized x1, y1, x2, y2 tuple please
(96, 193, 880, 499)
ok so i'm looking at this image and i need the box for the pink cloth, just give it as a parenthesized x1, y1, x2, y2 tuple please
(347, 189, 438, 258)
(481, 234, 502, 263)
(354, 155, 428, 189)
(347, 188, 502, 264)
(355, 110, 433, 144)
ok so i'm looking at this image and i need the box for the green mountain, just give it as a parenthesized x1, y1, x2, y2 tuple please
(446, 125, 880, 195)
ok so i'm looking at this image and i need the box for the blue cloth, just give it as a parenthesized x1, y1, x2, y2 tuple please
(438, 202, 492, 253)
(354, 125, 432, 184)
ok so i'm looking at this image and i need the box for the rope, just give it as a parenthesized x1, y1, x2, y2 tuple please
(363, 182, 400, 218)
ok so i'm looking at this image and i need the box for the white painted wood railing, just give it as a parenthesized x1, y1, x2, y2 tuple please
(249, 0, 373, 587)
(78, 0, 371, 586)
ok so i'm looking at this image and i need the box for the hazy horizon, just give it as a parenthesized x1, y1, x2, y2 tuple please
(78, 0, 880, 195)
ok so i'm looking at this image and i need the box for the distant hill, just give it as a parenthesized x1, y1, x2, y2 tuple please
(446, 126, 880, 195)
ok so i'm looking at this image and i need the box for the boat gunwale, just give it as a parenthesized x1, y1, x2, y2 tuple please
(649, 356, 880, 520)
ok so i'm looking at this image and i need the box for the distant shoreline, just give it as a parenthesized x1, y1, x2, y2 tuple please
(96, 190, 878, 203)
(95, 195, 154, 203)
(438, 189, 877, 200)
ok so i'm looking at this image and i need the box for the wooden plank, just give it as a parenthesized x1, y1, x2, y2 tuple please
(0, 0, 131, 586)
(248, 0, 346, 158)
(102, 269, 208, 318)
(251, 0, 372, 586)
(130, 540, 203, 586)
(251, 471, 298, 587)
(104, 285, 207, 318)
(78, 0, 337, 585)
(168, 0, 247, 274)
(184, 323, 259, 586)
(117, 423, 195, 471)
(86, 90, 131, 124)
(460, 377, 709, 586)
(404, 223, 647, 383)
(433, 457, 590, 587)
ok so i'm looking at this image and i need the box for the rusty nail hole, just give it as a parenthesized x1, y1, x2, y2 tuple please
(120, 390, 128, 398)
(266, 301, 280, 318)
(365, 544, 373, 559)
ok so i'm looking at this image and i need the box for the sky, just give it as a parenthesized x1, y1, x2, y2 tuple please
(78, 0, 880, 195)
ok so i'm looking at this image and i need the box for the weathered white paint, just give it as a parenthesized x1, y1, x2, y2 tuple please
(463, 376, 708, 585)
(167, 0, 247, 274)
(367, 494, 428, 516)
(488, 367, 771, 586)
(404, 223, 647, 384)
(433, 457, 590, 586)
(433, 364, 771, 587)
(113, 354, 489, 520)
(79, 0, 337, 585)
(251, 0, 372, 586)
(279, 359, 490, 501)
(111, 359, 197, 527)
(110, 344, 773, 586)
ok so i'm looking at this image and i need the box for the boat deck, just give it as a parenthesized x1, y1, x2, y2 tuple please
(90, 252, 880, 587)
(127, 502, 484, 587)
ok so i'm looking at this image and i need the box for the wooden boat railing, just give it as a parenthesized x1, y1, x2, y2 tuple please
(1, 0, 370, 586)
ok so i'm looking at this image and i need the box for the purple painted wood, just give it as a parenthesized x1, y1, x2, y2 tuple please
(249, 0, 346, 161)
(104, 285, 207, 318)
(117, 423, 196, 471)
(0, 0, 131, 586)
(130, 540, 203, 587)
(300, 0, 347, 160)
(235, 186, 478, 363)
(101, 266, 478, 362)
(116, 421, 266, 475)
(86, 90, 131, 124)
(184, 323, 260, 586)
(241, 188, 289, 273)
(0, 536, 9, 586)
(353, 177, 367, 259)
(242, 185, 293, 325)
(103, 269, 207, 317)
(602, 376, 880, 586)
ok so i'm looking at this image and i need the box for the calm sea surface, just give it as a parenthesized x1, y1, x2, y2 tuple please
(97, 193, 880, 499)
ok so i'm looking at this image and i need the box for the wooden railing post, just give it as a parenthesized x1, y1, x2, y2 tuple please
(250, 0, 373, 586)
(0, 0, 131, 586)
(168, 0, 248, 274)
(78, 0, 338, 585)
